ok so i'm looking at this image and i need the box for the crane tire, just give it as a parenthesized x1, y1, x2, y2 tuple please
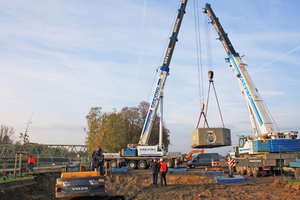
(236, 166, 241, 174)
(252, 167, 259, 178)
(128, 160, 136, 169)
(110, 160, 117, 168)
(166, 160, 173, 168)
(247, 166, 252, 177)
(240, 167, 246, 175)
(137, 160, 147, 170)
(295, 168, 300, 180)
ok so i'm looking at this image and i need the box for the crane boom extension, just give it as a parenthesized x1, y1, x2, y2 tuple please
(139, 0, 188, 146)
(204, 3, 278, 138)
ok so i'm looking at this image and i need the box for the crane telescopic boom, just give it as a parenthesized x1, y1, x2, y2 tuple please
(204, 3, 279, 138)
(202, 4, 299, 178)
(139, 0, 188, 147)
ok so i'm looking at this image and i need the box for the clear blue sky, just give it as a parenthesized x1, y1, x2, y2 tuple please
(1, 0, 299, 155)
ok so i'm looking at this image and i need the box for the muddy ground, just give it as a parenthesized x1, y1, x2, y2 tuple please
(0, 169, 300, 200)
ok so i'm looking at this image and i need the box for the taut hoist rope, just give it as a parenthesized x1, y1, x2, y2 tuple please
(194, 0, 225, 129)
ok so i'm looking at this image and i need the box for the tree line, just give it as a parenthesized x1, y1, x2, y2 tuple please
(84, 101, 170, 154)
(0, 124, 30, 145)
(0, 124, 19, 145)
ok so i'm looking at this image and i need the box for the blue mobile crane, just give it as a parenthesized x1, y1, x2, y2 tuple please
(204, 3, 300, 178)
(104, 0, 188, 169)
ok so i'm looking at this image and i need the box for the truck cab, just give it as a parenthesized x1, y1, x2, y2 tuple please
(187, 153, 219, 168)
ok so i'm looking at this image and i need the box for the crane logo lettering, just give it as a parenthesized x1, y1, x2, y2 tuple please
(139, 148, 156, 151)
(173, 18, 180, 33)
(151, 86, 160, 108)
(164, 48, 172, 65)
(230, 55, 263, 126)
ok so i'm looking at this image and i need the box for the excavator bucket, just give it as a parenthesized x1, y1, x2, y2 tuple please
(191, 128, 231, 148)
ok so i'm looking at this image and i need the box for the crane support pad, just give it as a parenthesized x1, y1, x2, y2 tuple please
(169, 167, 187, 172)
(191, 128, 231, 148)
(107, 168, 131, 171)
(214, 175, 246, 183)
(202, 170, 224, 174)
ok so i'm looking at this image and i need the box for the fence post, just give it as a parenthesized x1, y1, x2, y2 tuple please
(280, 146, 283, 181)
(37, 153, 39, 169)
(19, 154, 23, 177)
(14, 153, 18, 178)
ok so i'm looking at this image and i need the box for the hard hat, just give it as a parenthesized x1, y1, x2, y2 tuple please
(160, 158, 163, 161)
(153, 157, 157, 160)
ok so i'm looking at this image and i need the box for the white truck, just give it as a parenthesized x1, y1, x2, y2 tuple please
(204, 3, 300, 178)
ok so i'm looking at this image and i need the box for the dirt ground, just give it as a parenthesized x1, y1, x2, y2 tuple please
(108, 169, 300, 200)
(0, 169, 300, 200)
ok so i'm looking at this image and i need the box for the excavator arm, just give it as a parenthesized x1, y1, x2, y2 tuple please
(184, 149, 204, 162)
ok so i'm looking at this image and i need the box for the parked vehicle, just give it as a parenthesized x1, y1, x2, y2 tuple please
(187, 153, 219, 168)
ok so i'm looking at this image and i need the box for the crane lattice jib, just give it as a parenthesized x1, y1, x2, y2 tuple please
(139, 0, 188, 145)
(204, 3, 278, 136)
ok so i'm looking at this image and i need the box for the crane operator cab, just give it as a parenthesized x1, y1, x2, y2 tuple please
(239, 137, 248, 149)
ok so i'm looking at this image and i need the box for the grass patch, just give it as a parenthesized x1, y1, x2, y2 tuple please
(0, 172, 39, 184)
(289, 180, 300, 184)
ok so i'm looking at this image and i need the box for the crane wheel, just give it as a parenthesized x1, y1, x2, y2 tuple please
(110, 160, 117, 168)
(128, 160, 136, 169)
(166, 160, 173, 168)
(137, 160, 147, 169)
(252, 167, 259, 178)
(240, 168, 246, 175)
(236, 166, 241, 174)
(247, 166, 252, 177)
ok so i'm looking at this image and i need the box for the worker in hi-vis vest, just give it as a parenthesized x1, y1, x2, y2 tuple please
(159, 158, 168, 186)
(28, 155, 35, 171)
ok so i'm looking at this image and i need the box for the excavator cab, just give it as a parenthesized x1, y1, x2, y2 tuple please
(63, 164, 87, 173)
(66, 164, 80, 172)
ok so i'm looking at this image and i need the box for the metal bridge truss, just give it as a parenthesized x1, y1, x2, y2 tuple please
(0, 144, 88, 159)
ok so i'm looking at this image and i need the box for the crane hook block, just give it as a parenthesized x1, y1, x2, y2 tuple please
(208, 71, 214, 80)
(200, 103, 205, 111)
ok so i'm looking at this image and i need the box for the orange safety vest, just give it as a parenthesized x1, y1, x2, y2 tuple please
(159, 162, 167, 172)
(28, 157, 35, 164)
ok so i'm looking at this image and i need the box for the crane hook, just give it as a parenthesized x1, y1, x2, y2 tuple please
(208, 70, 214, 82)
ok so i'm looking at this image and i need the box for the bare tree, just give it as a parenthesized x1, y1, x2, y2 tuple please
(19, 113, 33, 144)
(0, 124, 16, 144)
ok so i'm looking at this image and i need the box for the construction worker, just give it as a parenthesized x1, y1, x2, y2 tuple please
(159, 158, 168, 186)
(28, 155, 35, 172)
(150, 157, 160, 185)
